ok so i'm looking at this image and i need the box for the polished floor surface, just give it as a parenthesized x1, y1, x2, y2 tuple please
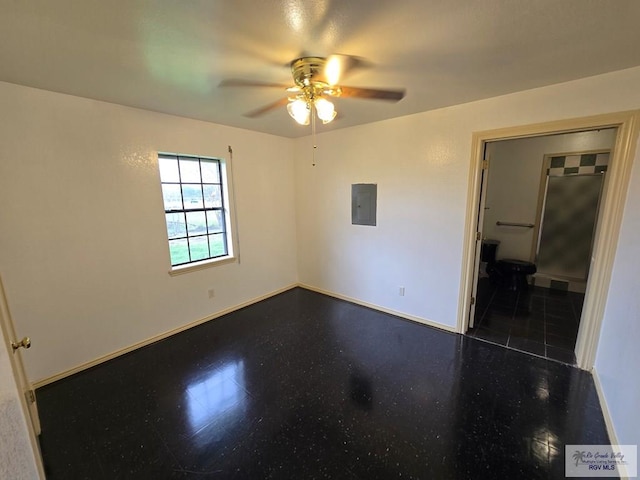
(37, 287, 611, 479)
(467, 278, 583, 364)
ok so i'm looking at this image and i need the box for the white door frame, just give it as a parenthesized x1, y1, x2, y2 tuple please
(457, 110, 640, 370)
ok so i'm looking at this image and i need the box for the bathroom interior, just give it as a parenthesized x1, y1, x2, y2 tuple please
(466, 128, 617, 364)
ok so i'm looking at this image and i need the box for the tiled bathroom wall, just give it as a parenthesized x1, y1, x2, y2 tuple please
(548, 152, 609, 176)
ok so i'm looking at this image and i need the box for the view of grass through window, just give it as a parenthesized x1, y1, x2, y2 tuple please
(159, 154, 228, 266)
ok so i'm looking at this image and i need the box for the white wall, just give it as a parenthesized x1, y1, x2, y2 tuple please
(0, 81, 298, 382)
(483, 130, 616, 261)
(295, 66, 640, 330)
(595, 149, 640, 446)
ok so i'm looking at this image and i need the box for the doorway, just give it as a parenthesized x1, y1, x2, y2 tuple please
(458, 111, 640, 370)
(468, 131, 615, 364)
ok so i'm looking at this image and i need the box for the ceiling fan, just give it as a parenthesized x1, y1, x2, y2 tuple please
(220, 55, 406, 126)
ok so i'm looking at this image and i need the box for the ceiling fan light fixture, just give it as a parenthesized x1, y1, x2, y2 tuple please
(221, 55, 406, 128)
(287, 98, 310, 125)
(314, 97, 336, 124)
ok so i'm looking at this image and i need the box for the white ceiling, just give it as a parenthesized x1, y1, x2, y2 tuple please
(1, 0, 640, 138)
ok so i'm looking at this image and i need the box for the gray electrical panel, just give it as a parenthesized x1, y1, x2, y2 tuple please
(352, 184, 377, 226)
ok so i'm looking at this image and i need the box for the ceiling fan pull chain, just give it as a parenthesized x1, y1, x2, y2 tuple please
(312, 105, 317, 167)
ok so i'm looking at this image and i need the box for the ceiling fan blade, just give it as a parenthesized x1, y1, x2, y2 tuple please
(336, 86, 406, 101)
(219, 79, 291, 89)
(244, 97, 290, 118)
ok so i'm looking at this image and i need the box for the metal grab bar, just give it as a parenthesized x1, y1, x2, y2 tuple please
(496, 221, 535, 228)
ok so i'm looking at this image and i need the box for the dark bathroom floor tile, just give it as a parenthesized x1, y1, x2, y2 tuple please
(546, 346, 577, 365)
(546, 323, 578, 339)
(510, 324, 545, 342)
(479, 312, 514, 333)
(469, 280, 583, 364)
(473, 325, 510, 346)
(508, 337, 547, 357)
(546, 312, 576, 327)
(518, 317, 547, 334)
(512, 303, 540, 316)
(546, 333, 577, 350)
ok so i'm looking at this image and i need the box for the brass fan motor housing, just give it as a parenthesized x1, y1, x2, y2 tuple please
(290, 57, 329, 88)
(289, 57, 342, 102)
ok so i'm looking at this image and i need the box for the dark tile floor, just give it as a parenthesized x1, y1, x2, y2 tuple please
(468, 278, 583, 364)
(37, 287, 612, 479)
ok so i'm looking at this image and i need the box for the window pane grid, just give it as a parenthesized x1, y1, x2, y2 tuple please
(160, 154, 228, 267)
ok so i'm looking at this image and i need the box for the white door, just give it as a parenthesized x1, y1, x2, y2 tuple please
(0, 274, 45, 476)
(468, 150, 490, 329)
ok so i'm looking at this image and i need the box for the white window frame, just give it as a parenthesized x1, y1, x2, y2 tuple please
(158, 152, 238, 276)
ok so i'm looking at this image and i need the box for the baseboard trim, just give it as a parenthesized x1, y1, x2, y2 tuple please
(33, 283, 298, 389)
(591, 367, 630, 479)
(35, 282, 457, 388)
(298, 283, 458, 334)
(591, 367, 620, 444)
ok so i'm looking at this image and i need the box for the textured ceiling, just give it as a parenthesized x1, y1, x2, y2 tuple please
(1, 0, 640, 138)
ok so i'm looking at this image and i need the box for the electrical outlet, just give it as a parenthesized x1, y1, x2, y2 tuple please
(208, 289, 215, 299)
(399, 286, 405, 296)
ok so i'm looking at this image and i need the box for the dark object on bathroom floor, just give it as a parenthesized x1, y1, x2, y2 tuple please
(480, 239, 537, 291)
(496, 259, 537, 291)
(481, 239, 500, 276)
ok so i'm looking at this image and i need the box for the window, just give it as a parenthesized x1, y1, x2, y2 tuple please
(158, 153, 233, 269)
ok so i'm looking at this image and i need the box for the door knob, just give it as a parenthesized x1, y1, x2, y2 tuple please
(11, 336, 31, 352)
